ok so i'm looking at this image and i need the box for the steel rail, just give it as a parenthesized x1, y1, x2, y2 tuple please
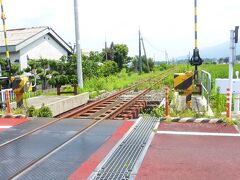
(0, 68, 175, 149)
(0, 75, 148, 148)
(7, 69, 173, 179)
(9, 90, 151, 179)
(0, 89, 129, 148)
(67, 68, 176, 118)
(10, 118, 102, 180)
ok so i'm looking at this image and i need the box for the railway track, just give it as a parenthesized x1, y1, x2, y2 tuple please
(0, 68, 174, 179)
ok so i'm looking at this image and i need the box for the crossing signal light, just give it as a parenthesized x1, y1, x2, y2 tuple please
(190, 48, 203, 66)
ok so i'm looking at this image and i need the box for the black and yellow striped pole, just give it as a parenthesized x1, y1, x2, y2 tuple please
(190, 0, 203, 85)
(194, 0, 198, 49)
(0, 0, 11, 77)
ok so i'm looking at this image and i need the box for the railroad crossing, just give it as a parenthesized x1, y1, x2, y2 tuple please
(0, 0, 240, 179)
(0, 68, 239, 179)
(0, 115, 240, 179)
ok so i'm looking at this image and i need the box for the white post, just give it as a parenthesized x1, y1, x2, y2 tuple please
(228, 30, 236, 118)
(234, 71, 240, 113)
(74, 0, 83, 88)
(0, 64, 2, 76)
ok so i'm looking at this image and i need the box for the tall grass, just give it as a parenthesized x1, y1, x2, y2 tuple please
(76, 68, 168, 96)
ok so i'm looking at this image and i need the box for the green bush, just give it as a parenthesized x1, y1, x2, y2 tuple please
(151, 106, 165, 117)
(14, 108, 24, 115)
(37, 104, 53, 117)
(26, 106, 38, 117)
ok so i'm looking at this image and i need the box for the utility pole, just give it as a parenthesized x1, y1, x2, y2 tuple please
(138, 28, 142, 74)
(141, 37, 150, 72)
(165, 50, 168, 64)
(105, 34, 108, 61)
(74, 0, 83, 88)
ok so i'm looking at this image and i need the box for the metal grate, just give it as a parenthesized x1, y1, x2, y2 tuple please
(89, 117, 159, 180)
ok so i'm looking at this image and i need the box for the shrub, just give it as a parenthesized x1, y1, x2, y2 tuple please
(14, 108, 24, 115)
(151, 106, 165, 117)
(26, 106, 38, 117)
(37, 104, 53, 117)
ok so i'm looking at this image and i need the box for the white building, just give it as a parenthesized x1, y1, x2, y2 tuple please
(0, 27, 72, 70)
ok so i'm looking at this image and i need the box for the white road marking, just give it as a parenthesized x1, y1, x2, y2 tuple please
(157, 131, 240, 137)
(0, 126, 12, 128)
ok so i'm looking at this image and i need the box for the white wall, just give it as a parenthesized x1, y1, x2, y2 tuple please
(20, 34, 69, 70)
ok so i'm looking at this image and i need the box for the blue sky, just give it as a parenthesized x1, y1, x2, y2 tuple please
(3, 0, 240, 60)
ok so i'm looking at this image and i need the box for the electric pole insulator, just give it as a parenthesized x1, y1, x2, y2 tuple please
(190, 48, 203, 66)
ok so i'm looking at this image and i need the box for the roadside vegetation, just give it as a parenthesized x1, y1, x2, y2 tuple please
(0, 42, 175, 117)
(1, 39, 238, 120)
(150, 63, 240, 123)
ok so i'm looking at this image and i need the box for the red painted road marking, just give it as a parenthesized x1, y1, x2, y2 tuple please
(136, 123, 240, 180)
(68, 121, 134, 180)
(159, 122, 238, 133)
(0, 118, 28, 132)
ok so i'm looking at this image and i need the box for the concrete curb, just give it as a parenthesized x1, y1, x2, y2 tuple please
(160, 117, 223, 124)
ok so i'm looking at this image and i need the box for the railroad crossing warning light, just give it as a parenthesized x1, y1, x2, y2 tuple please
(190, 48, 203, 66)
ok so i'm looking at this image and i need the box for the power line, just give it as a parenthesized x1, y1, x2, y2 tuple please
(140, 34, 165, 53)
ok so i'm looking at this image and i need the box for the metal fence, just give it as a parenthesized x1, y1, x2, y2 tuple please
(0, 89, 15, 103)
(201, 70, 211, 109)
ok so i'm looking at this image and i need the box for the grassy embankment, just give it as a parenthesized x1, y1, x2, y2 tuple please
(41, 66, 174, 98)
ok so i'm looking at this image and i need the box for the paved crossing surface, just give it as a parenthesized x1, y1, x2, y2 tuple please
(136, 122, 240, 180)
(1, 117, 240, 180)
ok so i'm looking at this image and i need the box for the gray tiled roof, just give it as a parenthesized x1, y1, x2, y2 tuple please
(0, 27, 47, 46)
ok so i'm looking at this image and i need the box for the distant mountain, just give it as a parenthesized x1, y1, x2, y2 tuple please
(178, 42, 240, 60)
(201, 42, 240, 59)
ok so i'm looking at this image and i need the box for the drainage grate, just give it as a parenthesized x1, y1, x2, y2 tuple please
(89, 117, 159, 180)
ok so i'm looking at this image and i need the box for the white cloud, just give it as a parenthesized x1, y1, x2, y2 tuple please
(1, 0, 240, 60)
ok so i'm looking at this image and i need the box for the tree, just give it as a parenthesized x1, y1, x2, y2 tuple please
(113, 44, 128, 70)
(88, 51, 103, 62)
(142, 57, 154, 72)
(99, 60, 118, 77)
(129, 56, 154, 73)
(0, 58, 21, 76)
(82, 58, 99, 80)
(38, 59, 50, 90)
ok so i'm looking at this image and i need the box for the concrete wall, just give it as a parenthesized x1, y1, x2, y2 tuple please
(44, 92, 89, 117)
(10, 92, 89, 117)
(20, 34, 69, 70)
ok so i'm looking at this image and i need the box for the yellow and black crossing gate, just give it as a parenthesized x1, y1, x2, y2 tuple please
(174, 71, 194, 107)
